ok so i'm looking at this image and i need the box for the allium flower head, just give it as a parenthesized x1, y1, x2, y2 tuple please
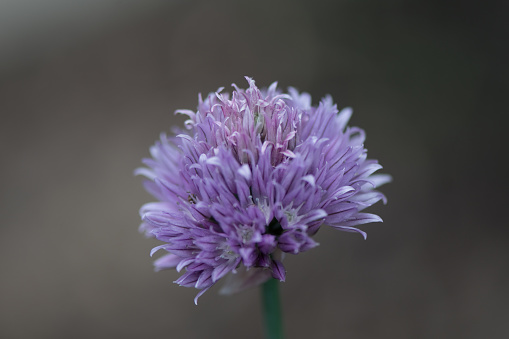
(137, 77, 390, 304)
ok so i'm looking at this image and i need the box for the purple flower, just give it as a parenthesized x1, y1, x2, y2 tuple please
(136, 77, 390, 304)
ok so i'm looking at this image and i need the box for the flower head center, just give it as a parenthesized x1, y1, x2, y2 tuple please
(237, 227, 254, 244)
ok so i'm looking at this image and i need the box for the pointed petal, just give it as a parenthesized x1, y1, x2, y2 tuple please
(194, 286, 212, 305)
(341, 213, 383, 226)
(153, 254, 181, 271)
(212, 258, 240, 282)
(271, 260, 286, 281)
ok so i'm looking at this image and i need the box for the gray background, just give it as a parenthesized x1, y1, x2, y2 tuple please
(1, 0, 508, 338)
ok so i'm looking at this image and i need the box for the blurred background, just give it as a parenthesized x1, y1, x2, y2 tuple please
(1, 0, 508, 338)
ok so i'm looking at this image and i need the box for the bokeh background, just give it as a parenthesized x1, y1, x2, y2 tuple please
(1, 1, 508, 338)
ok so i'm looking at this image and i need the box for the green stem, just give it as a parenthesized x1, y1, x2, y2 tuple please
(261, 278, 284, 339)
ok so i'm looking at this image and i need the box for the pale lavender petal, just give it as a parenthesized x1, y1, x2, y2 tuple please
(363, 174, 393, 189)
(340, 213, 383, 227)
(219, 267, 272, 295)
(212, 258, 240, 283)
(194, 286, 211, 305)
(153, 254, 181, 271)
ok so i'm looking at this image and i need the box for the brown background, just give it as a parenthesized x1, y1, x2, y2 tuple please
(1, 1, 508, 338)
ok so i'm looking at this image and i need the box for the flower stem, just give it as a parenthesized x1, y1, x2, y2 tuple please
(261, 278, 284, 339)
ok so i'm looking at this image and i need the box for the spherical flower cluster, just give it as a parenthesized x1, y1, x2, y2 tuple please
(137, 77, 390, 304)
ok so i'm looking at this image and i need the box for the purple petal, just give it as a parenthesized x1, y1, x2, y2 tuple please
(271, 260, 286, 281)
(194, 286, 211, 305)
(212, 258, 240, 282)
(153, 254, 181, 271)
(340, 213, 383, 227)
